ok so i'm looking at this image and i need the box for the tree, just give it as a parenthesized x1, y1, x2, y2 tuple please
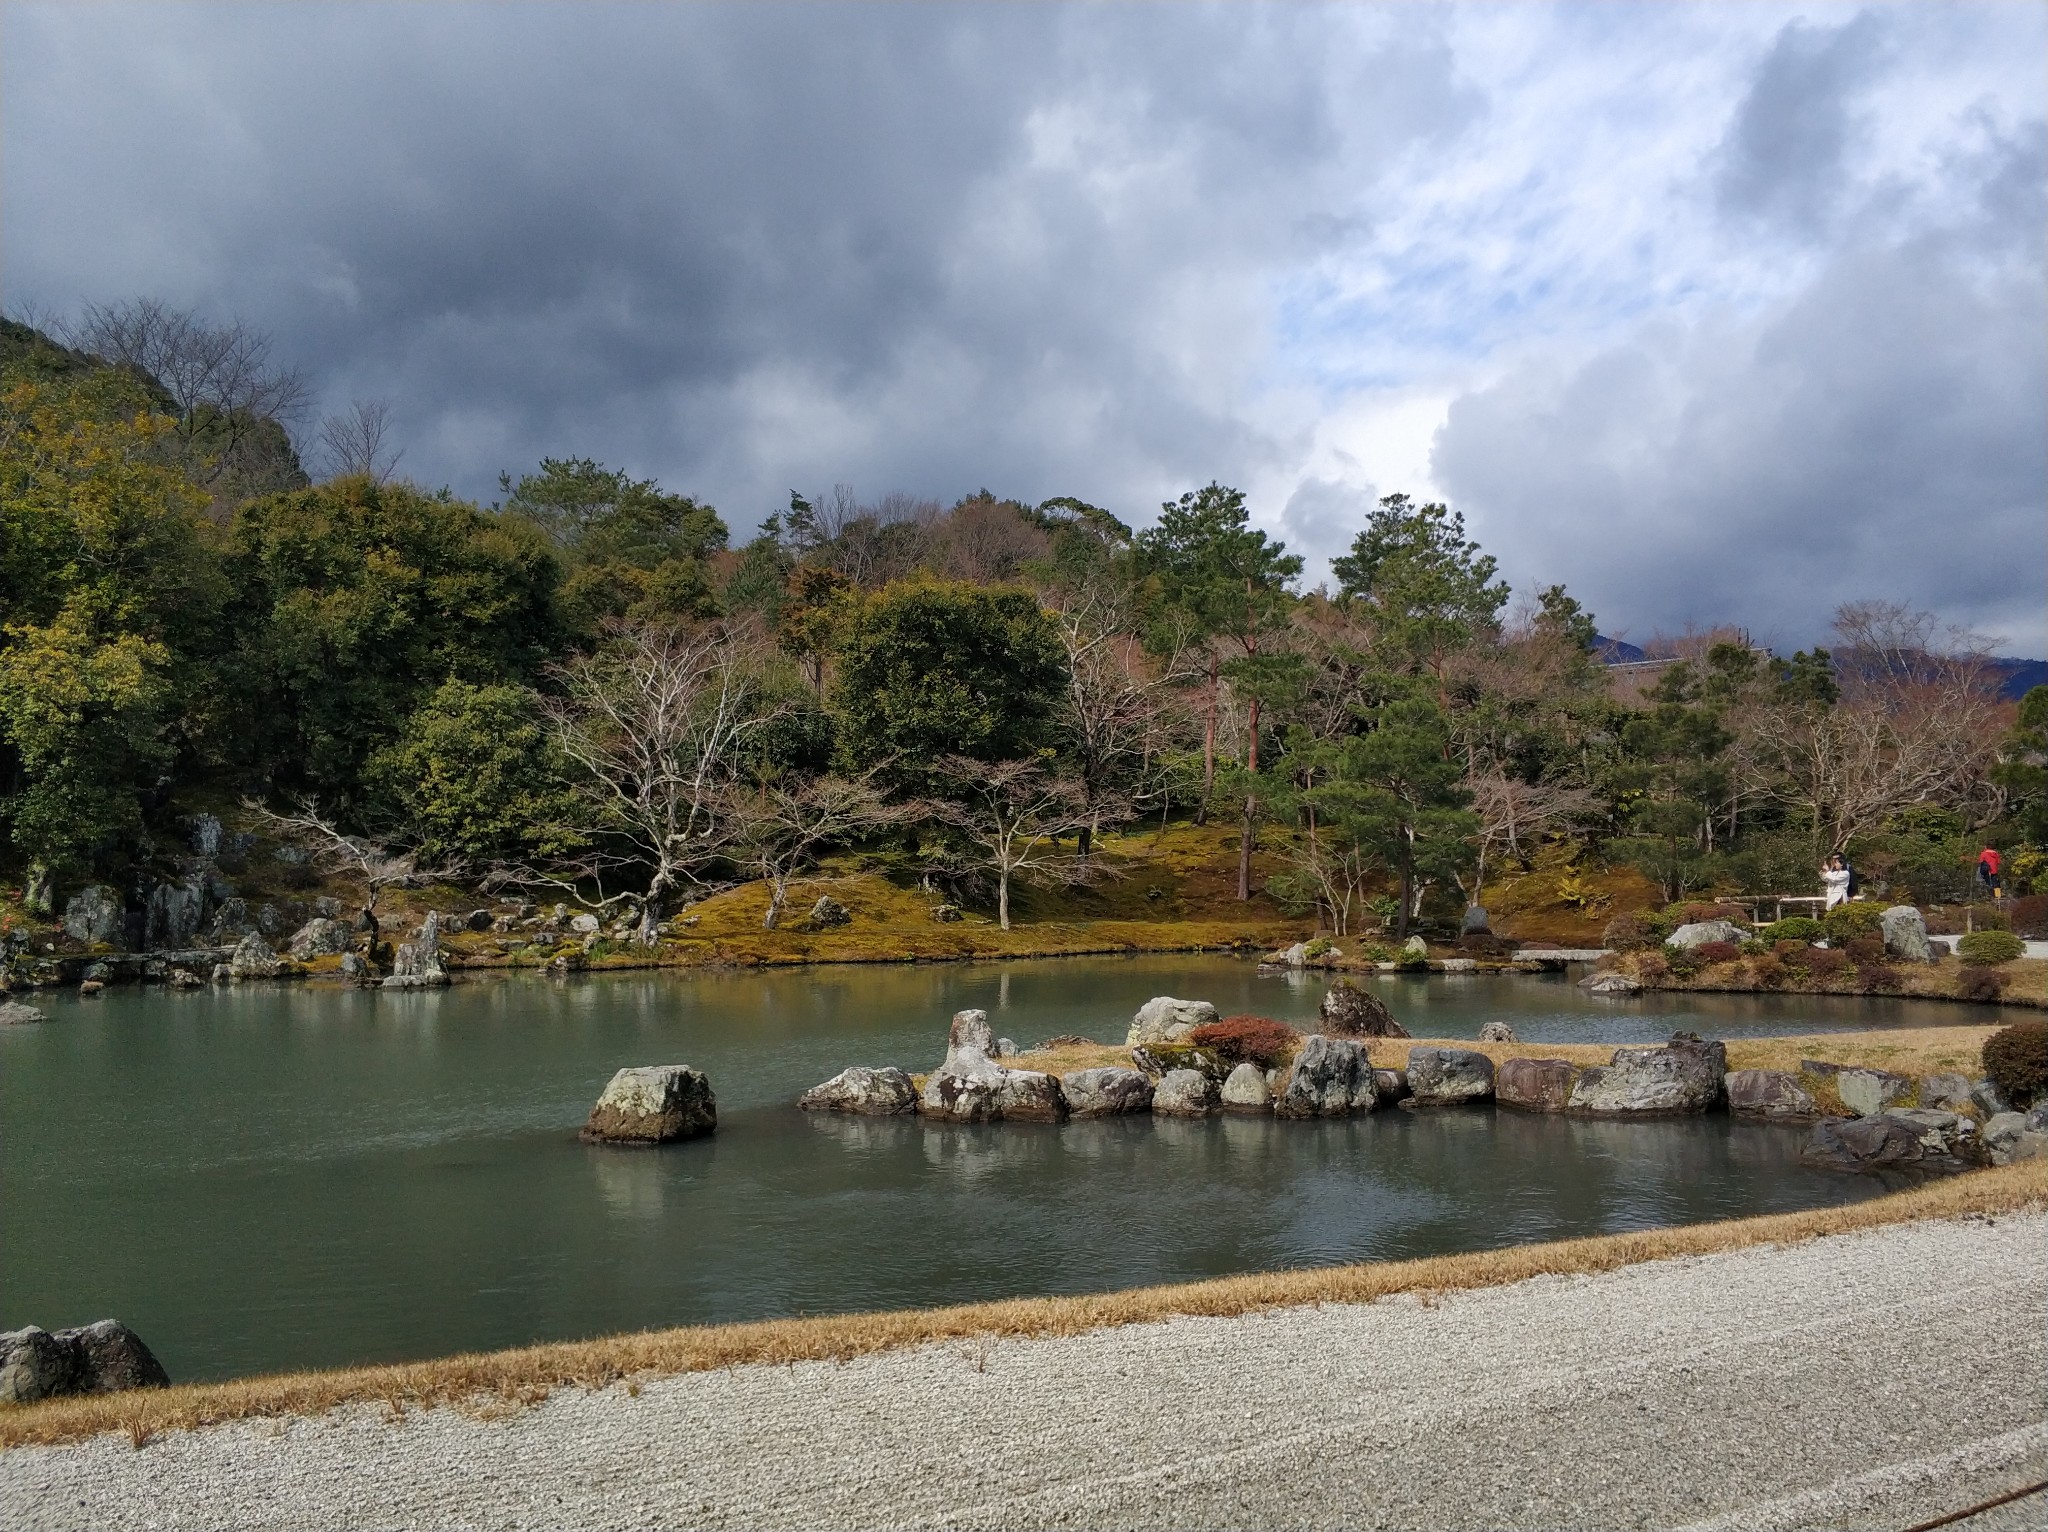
(1457, 769, 1599, 905)
(831, 580, 1066, 796)
(928, 756, 1105, 929)
(726, 770, 909, 929)
(317, 399, 403, 484)
(243, 798, 462, 927)
(1049, 585, 1188, 857)
(1334, 494, 1509, 701)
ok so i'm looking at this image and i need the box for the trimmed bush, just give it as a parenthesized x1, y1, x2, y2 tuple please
(1982, 1020, 2048, 1107)
(1671, 902, 1751, 927)
(1188, 1015, 1302, 1069)
(1692, 940, 1741, 965)
(1822, 900, 1886, 941)
(2010, 894, 2048, 940)
(1760, 916, 1826, 944)
(1855, 963, 1903, 993)
(1635, 952, 1670, 985)
(1844, 934, 1886, 964)
(1957, 966, 2010, 1004)
(1957, 929, 2025, 966)
(1602, 914, 1655, 951)
(1661, 943, 1702, 977)
(1803, 947, 1852, 979)
(1774, 939, 1812, 963)
(1748, 953, 1788, 988)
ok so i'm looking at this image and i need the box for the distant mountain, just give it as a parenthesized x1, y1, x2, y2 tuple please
(1592, 634, 1646, 663)
(1590, 632, 2045, 701)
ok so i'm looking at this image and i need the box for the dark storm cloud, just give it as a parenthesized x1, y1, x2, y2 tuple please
(1715, 13, 1887, 236)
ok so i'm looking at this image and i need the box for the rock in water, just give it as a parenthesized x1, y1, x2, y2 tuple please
(798, 1066, 917, 1115)
(288, 917, 352, 959)
(1800, 1109, 1983, 1174)
(228, 932, 283, 979)
(1568, 1036, 1727, 1116)
(1126, 996, 1219, 1046)
(1479, 1020, 1517, 1043)
(582, 1065, 717, 1143)
(1317, 980, 1407, 1038)
(0, 1328, 80, 1403)
(1274, 1035, 1377, 1117)
(1668, 920, 1747, 949)
(384, 911, 450, 989)
(1220, 1061, 1272, 1110)
(919, 1008, 1008, 1121)
(1580, 972, 1642, 994)
(807, 895, 852, 929)
(1497, 1057, 1577, 1112)
(1879, 905, 1933, 963)
(1406, 1047, 1496, 1106)
(0, 1000, 48, 1026)
(1373, 1067, 1411, 1104)
(0, 1321, 168, 1403)
(62, 885, 124, 945)
(1062, 1067, 1154, 1118)
(1725, 1069, 1821, 1121)
(993, 1070, 1067, 1122)
(1151, 1068, 1220, 1117)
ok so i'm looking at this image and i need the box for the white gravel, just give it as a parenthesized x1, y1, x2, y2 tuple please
(6, 1212, 2045, 1531)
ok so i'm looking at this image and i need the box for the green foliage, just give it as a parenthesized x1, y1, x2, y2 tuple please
(1759, 916, 1826, 944)
(1982, 1021, 2048, 1105)
(1956, 928, 2025, 966)
(362, 680, 578, 864)
(1821, 899, 1886, 941)
(1136, 482, 1302, 657)
(831, 580, 1065, 793)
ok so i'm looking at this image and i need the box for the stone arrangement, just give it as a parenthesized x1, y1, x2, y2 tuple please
(0, 1320, 169, 1404)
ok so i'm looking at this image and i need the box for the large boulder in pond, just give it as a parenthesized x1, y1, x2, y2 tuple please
(0, 1321, 168, 1403)
(289, 917, 352, 960)
(228, 932, 283, 979)
(1062, 1067, 1153, 1119)
(993, 1069, 1068, 1122)
(1800, 1109, 1983, 1174)
(919, 1008, 1007, 1121)
(1220, 1061, 1272, 1111)
(1568, 1035, 1726, 1117)
(582, 1065, 717, 1144)
(1126, 996, 1218, 1047)
(1879, 906, 1933, 963)
(1274, 1035, 1377, 1118)
(1497, 1057, 1577, 1112)
(1406, 1047, 1496, 1106)
(1151, 1068, 1220, 1117)
(62, 885, 123, 945)
(1, 1000, 47, 1026)
(1580, 972, 1641, 995)
(799, 1066, 916, 1115)
(383, 911, 449, 989)
(1317, 980, 1407, 1038)
(1725, 1069, 1821, 1121)
(1668, 920, 1746, 950)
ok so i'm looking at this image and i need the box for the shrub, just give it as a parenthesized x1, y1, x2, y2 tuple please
(1303, 936, 1334, 959)
(1773, 938, 1812, 963)
(1672, 902, 1750, 926)
(1844, 934, 1886, 964)
(1856, 963, 1903, 993)
(1660, 943, 1702, 978)
(1822, 900, 1886, 941)
(1188, 1015, 1302, 1069)
(1602, 914, 1655, 950)
(1759, 917, 1825, 944)
(1748, 953, 1787, 988)
(2011, 894, 2048, 940)
(1957, 929, 2025, 965)
(1982, 1020, 2048, 1106)
(1803, 947, 1852, 980)
(1634, 952, 1670, 985)
(1693, 940, 1741, 965)
(1957, 966, 2010, 1004)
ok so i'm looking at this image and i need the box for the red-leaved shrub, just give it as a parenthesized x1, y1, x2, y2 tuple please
(1692, 940, 1741, 965)
(1856, 963, 1903, 992)
(1844, 934, 1886, 964)
(1775, 939, 1812, 962)
(1803, 947, 1852, 979)
(1748, 954, 1787, 988)
(1957, 966, 2010, 1004)
(1187, 1015, 1302, 1068)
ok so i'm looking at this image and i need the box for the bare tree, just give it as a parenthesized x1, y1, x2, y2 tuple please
(317, 398, 404, 483)
(1051, 588, 1193, 857)
(1455, 769, 1600, 904)
(725, 770, 912, 929)
(928, 756, 1109, 929)
(535, 622, 792, 932)
(242, 799, 461, 922)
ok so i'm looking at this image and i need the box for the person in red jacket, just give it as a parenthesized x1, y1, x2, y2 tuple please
(1977, 846, 2003, 900)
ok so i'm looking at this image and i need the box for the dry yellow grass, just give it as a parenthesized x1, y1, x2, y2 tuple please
(4, 1162, 2040, 1451)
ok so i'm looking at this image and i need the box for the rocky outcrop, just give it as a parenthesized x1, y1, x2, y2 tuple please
(384, 911, 450, 989)
(1669, 920, 1746, 949)
(1406, 1047, 1496, 1106)
(1879, 906, 1933, 963)
(1982, 1110, 2048, 1166)
(1568, 1036, 1727, 1116)
(918, 1008, 1064, 1122)
(62, 885, 123, 945)
(1836, 1069, 1911, 1118)
(1918, 1073, 1975, 1113)
(1, 1000, 48, 1026)
(288, 917, 353, 959)
(581, 1065, 717, 1143)
(1126, 996, 1219, 1047)
(1800, 1109, 1983, 1174)
(1274, 1035, 1378, 1118)
(798, 1066, 917, 1115)
(1580, 972, 1641, 995)
(808, 895, 852, 929)
(1061, 1067, 1154, 1118)
(1317, 980, 1407, 1038)
(0, 1321, 169, 1404)
(145, 877, 208, 950)
(1220, 1061, 1272, 1111)
(1725, 1069, 1821, 1121)
(993, 1069, 1068, 1122)
(228, 932, 283, 979)
(1497, 1057, 1577, 1112)
(1478, 1021, 1517, 1043)
(1151, 1068, 1220, 1117)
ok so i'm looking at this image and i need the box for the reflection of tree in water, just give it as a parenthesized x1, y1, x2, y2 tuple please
(587, 1143, 669, 1221)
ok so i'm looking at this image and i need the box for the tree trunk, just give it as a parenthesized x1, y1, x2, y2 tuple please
(1235, 694, 1262, 901)
(763, 876, 787, 930)
(1197, 654, 1218, 823)
(998, 866, 1011, 930)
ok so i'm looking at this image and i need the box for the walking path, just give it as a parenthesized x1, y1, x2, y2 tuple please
(5, 1212, 2044, 1531)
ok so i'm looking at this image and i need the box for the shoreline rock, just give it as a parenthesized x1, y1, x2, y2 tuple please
(1275, 1035, 1377, 1117)
(1497, 1057, 1577, 1112)
(1568, 1036, 1726, 1117)
(1063, 1067, 1153, 1118)
(799, 1066, 917, 1115)
(0, 1320, 170, 1404)
(1406, 1047, 1496, 1107)
(1126, 996, 1219, 1047)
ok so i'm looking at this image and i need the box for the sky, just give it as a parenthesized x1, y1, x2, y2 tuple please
(5, 1, 2044, 652)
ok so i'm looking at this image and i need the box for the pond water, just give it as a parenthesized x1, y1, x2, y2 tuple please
(2, 958, 1968, 1383)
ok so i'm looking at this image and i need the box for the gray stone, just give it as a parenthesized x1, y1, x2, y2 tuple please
(0, 1327, 80, 1404)
(1580, 972, 1642, 994)
(62, 885, 124, 945)
(1879, 905, 1933, 963)
(808, 895, 852, 929)
(384, 912, 449, 989)
(995, 1037, 1019, 1059)
(1220, 1061, 1272, 1111)
(1461, 905, 1491, 935)
(1497, 1057, 1577, 1112)
(930, 904, 962, 922)
(1568, 1036, 1727, 1116)
(1479, 1020, 1517, 1043)
(1982, 1112, 2048, 1166)
(1407, 1047, 1496, 1106)
(1275, 1035, 1378, 1118)
(228, 932, 283, 979)
(144, 877, 207, 949)
(1317, 979, 1407, 1038)
(569, 912, 601, 934)
(1151, 1068, 1220, 1117)
(1437, 958, 1479, 973)
(1272, 941, 1310, 968)
(1669, 920, 1746, 949)
(1970, 1079, 2011, 1118)
(339, 952, 370, 982)
(1061, 1067, 1154, 1118)
(581, 1065, 717, 1143)
(1401, 936, 1429, 960)
(1837, 1068, 1912, 1118)
(168, 967, 204, 989)
(1126, 996, 1219, 1046)
(206, 897, 255, 943)
(798, 1066, 917, 1115)
(57, 1320, 170, 1393)
(288, 917, 352, 960)
(1800, 1109, 1983, 1174)
(0, 1000, 48, 1026)
(919, 1009, 1007, 1121)
(1373, 1068, 1411, 1104)
(993, 1069, 1067, 1122)
(1918, 1073, 1975, 1113)
(1726, 1069, 1821, 1121)
(190, 813, 224, 857)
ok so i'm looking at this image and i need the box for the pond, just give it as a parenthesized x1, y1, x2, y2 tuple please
(2, 957, 1966, 1383)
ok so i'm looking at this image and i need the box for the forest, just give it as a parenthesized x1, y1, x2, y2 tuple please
(3, 305, 2044, 945)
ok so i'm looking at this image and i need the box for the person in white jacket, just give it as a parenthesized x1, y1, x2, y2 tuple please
(1820, 855, 1852, 909)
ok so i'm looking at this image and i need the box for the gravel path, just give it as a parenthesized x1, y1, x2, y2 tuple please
(7, 1212, 2045, 1531)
